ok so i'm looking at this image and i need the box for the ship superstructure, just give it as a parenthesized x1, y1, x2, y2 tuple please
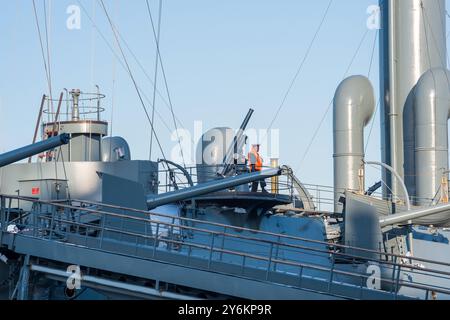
(1, 0, 450, 300)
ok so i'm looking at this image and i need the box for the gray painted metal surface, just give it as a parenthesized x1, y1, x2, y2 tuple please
(344, 198, 383, 260)
(379, 0, 447, 197)
(43, 121, 108, 162)
(414, 68, 450, 206)
(101, 136, 131, 162)
(333, 75, 375, 212)
(0, 160, 159, 204)
(196, 127, 235, 183)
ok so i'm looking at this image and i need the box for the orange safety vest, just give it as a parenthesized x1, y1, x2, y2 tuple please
(248, 149, 263, 172)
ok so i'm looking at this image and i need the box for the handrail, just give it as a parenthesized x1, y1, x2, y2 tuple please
(2, 194, 450, 269)
(32, 218, 450, 296)
(74, 198, 450, 268)
(13, 207, 450, 298)
(2, 196, 450, 299)
(158, 166, 439, 213)
(28, 207, 450, 280)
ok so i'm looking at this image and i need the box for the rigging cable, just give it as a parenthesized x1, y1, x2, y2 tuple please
(43, 0, 55, 119)
(364, 29, 380, 154)
(421, 3, 450, 88)
(32, 0, 53, 123)
(109, 0, 118, 161)
(266, 0, 334, 133)
(436, 1, 449, 67)
(77, 0, 182, 138)
(297, 28, 371, 172)
(146, 0, 188, 168)
(148, 0, 163, 161)
(90, 0, 97, 93)
(99, 0, 169, 166)
(367, 164, 402, 203)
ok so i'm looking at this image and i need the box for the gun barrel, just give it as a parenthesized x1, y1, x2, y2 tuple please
(379, 203, 450, 227)
(147, 167, 281, 209)
(0, 134, 71, 168)
(220, 108, 254, 176)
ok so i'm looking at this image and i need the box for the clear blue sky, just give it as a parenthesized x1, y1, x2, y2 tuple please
(1, 0, 450, 189)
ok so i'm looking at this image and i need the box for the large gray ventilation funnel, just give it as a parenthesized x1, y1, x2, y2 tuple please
(414, 68, 450, 207)
(380, 0, 447, 198)
(333, 76, 375, 213)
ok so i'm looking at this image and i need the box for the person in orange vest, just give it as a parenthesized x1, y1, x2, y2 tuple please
(248, 144, 268, 193)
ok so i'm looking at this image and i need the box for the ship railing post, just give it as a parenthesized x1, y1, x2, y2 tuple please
(48, 205, 55, 240)
(33, 203, 39, 237)
(17, 255, 30, 300)
(7, 198, 12, 224)
(0, 196, 5, 229)
(187, 244, 192, 266)
(359, 275, 365, 299)
(63, 207, 69, 234)
(394, 263, 402, 300)
(298, 266, 304, 288)
(99, 212, 106, 250)
(76, 205, 81, 235)
(316, 185, 320, 211)
(144, 219, 149, 247)
(328, 250, 336, 293)
(266, 243, 274, 281)
(208, 233, 216, 270)
(390, 256, 397, 294)
(83, 208, 90, 246)
(273, 236, 281, 272)
(119, 209, 126, 242)
(153, 223, 160, 258)
(134, 233, 139, 256)
(241, 256, 247, 275)
(169, 217, 175, 251)
(219, 226, 226, 261)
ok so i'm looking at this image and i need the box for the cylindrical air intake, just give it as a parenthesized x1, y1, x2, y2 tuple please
(196, 127, 235, 183)
(380, 0, 447, 198)
(333, 76, 375, 213)
(414, 68, 450, 209)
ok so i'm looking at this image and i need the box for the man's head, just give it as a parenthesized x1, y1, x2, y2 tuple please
(252, 144, 260, 152)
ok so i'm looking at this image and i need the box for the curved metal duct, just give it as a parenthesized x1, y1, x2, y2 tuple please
(414, 68, 450, 215)
(101, 137, 131, 162)
(333, 75, 375, 213)
(380, 0, 447, 198)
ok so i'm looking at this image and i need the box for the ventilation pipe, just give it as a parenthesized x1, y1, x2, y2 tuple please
(414, 68, 450, 210)
(333, 76, 375, 213)
(71, 89, 81, 121)
(380, 0, 447, 198)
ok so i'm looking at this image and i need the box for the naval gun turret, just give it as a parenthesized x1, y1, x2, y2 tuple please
(0, 134, 70, 168)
